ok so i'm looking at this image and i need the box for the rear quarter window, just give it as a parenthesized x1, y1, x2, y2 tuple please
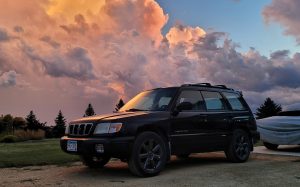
(222, 92, 246, 111)
(201, 91, 226, 111)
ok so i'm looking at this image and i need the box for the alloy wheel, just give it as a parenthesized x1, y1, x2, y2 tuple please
(138, 138, 162, 172)
(234, 134, 250, 160)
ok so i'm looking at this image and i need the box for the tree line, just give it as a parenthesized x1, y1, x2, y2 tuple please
(0, 110, 64, 138)
(0, 99, 126, 139)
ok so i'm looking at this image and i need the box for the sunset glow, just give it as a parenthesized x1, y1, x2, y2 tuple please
(1, 0, 300, 124)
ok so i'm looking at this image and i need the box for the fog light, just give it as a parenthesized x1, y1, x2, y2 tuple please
(95, 144, 104, 153)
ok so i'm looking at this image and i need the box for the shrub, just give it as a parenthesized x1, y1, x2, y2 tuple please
(14, 129, 45, 141)
(0, 135, 18, 143)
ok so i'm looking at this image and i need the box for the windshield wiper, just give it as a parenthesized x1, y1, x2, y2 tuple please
(125, 108, 146, 112)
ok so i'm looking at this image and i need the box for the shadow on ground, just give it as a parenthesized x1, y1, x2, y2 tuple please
(65, 152, 231, 179)
(65, 150, 300, 184)
(276, 145, 300, 152)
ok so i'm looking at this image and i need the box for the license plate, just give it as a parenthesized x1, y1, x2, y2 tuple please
(67, 140, 77, 152)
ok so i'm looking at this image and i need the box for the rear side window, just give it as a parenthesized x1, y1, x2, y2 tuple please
(176, 90, 205, 111)
(222, 92, 246, 111)
(201, 91, 225, 111)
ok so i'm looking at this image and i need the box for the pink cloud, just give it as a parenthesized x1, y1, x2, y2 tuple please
(0, 0, 300, 123)
(0, 70, 17, 87)
(263, 0, 300, 43)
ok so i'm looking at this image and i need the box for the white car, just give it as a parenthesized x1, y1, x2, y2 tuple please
(257, 103, 300, 150)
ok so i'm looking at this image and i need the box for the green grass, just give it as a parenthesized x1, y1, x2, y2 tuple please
(254, 140, 264, 147)
(0, 139, 80, 168)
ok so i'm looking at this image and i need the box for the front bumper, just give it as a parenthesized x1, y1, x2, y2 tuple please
(60, 136, 135, 158)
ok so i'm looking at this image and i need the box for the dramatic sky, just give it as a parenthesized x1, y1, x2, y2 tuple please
(1, 0, 300, 124)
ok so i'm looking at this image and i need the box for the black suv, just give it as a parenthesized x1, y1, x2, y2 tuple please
(61, 83, 260, 177)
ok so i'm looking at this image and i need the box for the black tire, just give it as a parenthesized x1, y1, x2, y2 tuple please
(225, 129, 251, 163)
(80, 155, 110, 168)
(176, 153, 190, 159)
(128, 131, 167, 177)
(263, 142, 279, 150)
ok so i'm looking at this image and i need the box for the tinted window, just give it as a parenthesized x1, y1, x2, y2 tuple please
(223, 92, 246, 111)
(176, 90, 205, 111)
(201, 91, 225, 111)
(119, 88, 177, 112)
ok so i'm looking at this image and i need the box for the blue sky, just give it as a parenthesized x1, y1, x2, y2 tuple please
(157, 0, 299, 57)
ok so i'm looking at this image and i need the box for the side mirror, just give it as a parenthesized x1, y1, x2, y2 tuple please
(176, 102, 193, 111)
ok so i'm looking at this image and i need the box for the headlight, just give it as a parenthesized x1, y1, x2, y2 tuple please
(94, 122, 123, 134)
(94, 123, 110, 134)
(108, 123, 123, 133)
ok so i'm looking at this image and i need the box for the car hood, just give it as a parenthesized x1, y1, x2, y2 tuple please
(257, 116, 300, 131)
(257, 116, 300, 145)
(70, 111, 150, 124)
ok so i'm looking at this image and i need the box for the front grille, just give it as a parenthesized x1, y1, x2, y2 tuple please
(69, 123, 93, 136)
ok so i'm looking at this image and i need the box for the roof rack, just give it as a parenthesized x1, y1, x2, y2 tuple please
(214, 85, 235, 91)
(181, 83, 211, 87)
(195, 83, 211, 86)
(181, 83, 235, 91)
(214, 85, 227, 89)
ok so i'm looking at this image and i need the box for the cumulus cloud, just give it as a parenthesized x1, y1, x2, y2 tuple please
(40, 36, 61, 49)
(263, 0, 300, 43)
(166, 25, 206, 45)
(270, 49, 290, 59)
(0, 70, 17, 87)
(101, 0, 168, 43)
(164, 32, 300, 92)
(60, 14, 90, 35)
(0, 27, 9, 42)
(13, 26, 24, 33)
(22, 44, 95, 80)
(0, 0, 300, 123)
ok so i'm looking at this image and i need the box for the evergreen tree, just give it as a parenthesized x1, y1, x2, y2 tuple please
(115, 99, 125, 111)
(256, 97, 282, 119)
(52, 110, 66, 138)
(26, 111, 45, 130)
(84, 103, 96, 117)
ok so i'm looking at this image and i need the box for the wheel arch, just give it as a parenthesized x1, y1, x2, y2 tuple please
(135, 125, 171, 160)
(136, 125, 169, 140)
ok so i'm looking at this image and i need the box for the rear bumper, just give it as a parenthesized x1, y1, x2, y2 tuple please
(60, 136, 134, 158)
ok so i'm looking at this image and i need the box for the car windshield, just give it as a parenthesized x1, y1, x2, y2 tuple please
(119, 88, 178, 112)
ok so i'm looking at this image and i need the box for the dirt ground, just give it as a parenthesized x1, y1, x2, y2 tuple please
(1, 152, 300, 187)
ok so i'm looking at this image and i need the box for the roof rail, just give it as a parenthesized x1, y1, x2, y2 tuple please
(181, 83, 235, 91)
(214, 84, 227, 89)
(214, 85, 235, 91)
(181, 83, 211, 87)
(195, 83, 211, 86)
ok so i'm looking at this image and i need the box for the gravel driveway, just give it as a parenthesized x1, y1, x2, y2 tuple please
(1, 152, 300, 187)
